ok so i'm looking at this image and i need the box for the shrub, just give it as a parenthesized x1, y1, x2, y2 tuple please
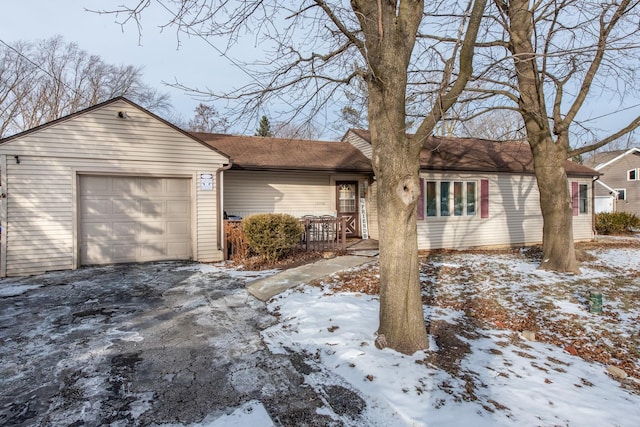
(595, 212, 640, 235)
(225, 221, 252, 261)
(242, 214, 304, 262)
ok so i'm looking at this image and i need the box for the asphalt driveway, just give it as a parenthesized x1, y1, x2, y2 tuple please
(0, 261, 364, 426)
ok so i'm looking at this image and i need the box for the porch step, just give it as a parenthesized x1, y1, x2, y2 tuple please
(246, 255, 376, 301)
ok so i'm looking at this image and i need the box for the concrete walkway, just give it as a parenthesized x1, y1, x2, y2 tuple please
(246, 255, 376, 301)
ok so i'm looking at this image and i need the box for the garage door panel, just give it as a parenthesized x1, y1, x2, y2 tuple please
(113, 177, 139, 194)
(167, 179, 190, 193)
(83, 222, 112, 237)
(167, 242, 190, 258)
(112, 245, 138, 262)
(82, 199, 111, 215)
(140, 221, 164, 237)
(80, 176, 110, 195)
(140, 244, 166, 258)
(167, 200, 189, 215)
(140, 178, 163, 194)
(80, 176, 192, 265)
(167, 221, 189, 235)
(113, 222, 139, 237)
(112, 199, 140, 215)
(140, 200, 162, 215)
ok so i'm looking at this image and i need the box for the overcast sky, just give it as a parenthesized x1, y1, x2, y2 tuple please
(1, 0, 271, 135)
(2, 1, 639, 145)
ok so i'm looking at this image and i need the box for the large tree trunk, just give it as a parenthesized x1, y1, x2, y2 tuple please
(506, 0, 579, 273)
(351, 0, 429, 354)
(531, 139, 579, 273)
(370, 123, 428, 354)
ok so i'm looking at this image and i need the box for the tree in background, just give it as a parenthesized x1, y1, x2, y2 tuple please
(187, 103, 230, 133)
(255, 115, 273, 137)
(0, 36, 170, 138)
(459, 0, 640, 272)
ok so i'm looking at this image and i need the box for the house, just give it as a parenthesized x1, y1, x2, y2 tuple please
(193, 133, 374, 239)
(0, 96, 600, 277)
(585, 147, 640, 214)
(0, 98, 230, 277)
(343, 129, 598, 250)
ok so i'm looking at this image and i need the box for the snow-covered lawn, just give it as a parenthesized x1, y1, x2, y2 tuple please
(263, 244, 640, 426)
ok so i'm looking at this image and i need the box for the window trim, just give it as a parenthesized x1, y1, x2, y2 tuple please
(628, 168, 638, 181)
(614, 188, 626, 201)
(422, 179, 478, 219)
(579, 183, 589, 215)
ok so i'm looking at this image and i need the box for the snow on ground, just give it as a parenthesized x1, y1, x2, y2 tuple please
(174, 262, 280, 280)
(262, 246, 640, 426)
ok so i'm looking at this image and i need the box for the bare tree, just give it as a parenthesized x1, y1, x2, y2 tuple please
(102, 0, 487, 354)
(0, 36, 171, 138)
(449, 1, 640, 272)
(272, 121, 321, 140)
(187, 103, 230, 133)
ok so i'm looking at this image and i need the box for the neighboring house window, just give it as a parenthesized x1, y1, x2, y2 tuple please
(615, 189, 626, 200)
(628, 169, 638, 181)
(421, 180, 478, 218)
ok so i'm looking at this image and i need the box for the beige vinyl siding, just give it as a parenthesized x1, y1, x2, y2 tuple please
(416, 172, 594, 251)
(0, 100, 227, 276)
(343, 131, 372, 159)
(223, 170, 334, 218)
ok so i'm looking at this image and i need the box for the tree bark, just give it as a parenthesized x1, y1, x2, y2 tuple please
(505, 0, 579, 273)
(531, 139, 578, 273)
(352, 0, 429, 353)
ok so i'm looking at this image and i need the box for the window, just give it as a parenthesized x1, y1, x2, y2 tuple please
(440, 182, 450, 216)
(466, 182, 477, 215)
(338, 183, 357, 213)
(628, 169, 638, 181)
(426, 181, 437, 217)
(614, 189, 626, 201)
(579, 183, 588, 214)
(423, 180, 477, 218)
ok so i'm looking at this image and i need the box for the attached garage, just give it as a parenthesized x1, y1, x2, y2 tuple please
(0, 98, 230, 277)
(79, 176, 192, 265)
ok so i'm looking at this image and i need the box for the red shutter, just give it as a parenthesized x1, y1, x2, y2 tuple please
(480, 179, 489, 218)
(571, 182, 579, 216)
(417, 178, 425, 220)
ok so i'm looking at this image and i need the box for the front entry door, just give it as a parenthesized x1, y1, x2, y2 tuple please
(336, 181, 359, 237)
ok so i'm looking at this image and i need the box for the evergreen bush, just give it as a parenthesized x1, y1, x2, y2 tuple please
(595, 212, 640, 235)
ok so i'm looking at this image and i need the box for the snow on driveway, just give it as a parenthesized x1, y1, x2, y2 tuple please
(0, 261, 362, 426)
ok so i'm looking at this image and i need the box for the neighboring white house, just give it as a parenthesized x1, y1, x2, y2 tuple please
(0, 98, 230, 277)
(343, 129, 598, 251)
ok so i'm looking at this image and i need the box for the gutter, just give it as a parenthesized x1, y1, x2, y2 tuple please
(216, 162, 233, 254)
(593, 178, 620, 199)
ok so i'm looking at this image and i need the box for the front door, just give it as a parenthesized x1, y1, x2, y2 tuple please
(336, 181, 359, 237)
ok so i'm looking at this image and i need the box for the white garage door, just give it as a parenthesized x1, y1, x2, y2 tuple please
(80, 176, 192, 265)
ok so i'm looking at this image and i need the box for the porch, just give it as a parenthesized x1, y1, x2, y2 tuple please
(223, 216, 378, 260)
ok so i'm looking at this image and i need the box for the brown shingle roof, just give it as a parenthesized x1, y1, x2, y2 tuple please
(192, 132, 373, 173)
(350, 129, 598, 177)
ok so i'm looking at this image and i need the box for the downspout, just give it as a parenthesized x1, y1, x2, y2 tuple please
(216, 162, 233, 258)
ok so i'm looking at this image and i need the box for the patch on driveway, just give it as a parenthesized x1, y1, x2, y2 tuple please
(0, 262, 367, 426)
